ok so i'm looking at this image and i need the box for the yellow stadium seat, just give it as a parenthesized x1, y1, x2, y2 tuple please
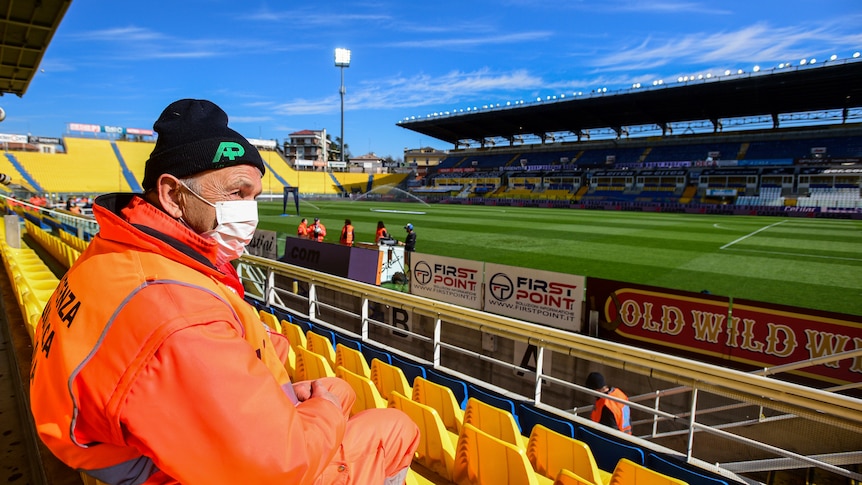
(335, 366, 387, 415)
(453, 423, 553, 485)
(412, 376, 464, 434)
(389, 390, 458, 482)
(527, 424, 608, 485)
(335, 343, 371, 379)
(370, 358, 413, 401)
(609, 459, 688, 485)
(282, 320, 307, 351)
(306, 330, 337, 368)
(258, 310, 282, 334)
(295, 346, 334, 381)
(554, 469, 597, 485)
(464, 397, 527, 450)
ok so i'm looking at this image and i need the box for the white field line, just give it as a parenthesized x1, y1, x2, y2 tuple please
(720, 247, 862, 262)
(720, 220, 788, 250)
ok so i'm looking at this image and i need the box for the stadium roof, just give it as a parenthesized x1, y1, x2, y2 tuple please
(0, 0, 72, 96)
(398, 57, 862, 146)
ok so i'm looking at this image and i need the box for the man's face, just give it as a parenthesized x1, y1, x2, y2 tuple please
(180, 164, 262, 234)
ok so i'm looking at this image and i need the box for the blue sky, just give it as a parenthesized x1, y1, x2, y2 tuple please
(2, 0, 861, 160)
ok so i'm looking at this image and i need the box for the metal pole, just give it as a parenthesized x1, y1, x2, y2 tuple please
(340, 66, 345, 165)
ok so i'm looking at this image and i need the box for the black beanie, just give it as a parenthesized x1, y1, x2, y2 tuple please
(142, 99, 265, 190)
(585, 372, 606, 390)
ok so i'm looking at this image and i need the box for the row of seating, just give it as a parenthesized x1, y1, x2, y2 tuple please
(258, 305, 727, 485)
(0, 219, 61, 341)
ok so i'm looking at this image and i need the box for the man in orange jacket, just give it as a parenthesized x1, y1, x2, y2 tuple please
(585, 372, 632, 434)
(297, 217, 309, 238)
(309, 217, 326, 242)
(29, 99, 418, 485)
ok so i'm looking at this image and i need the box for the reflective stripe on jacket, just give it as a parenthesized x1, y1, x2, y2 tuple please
(30, 193, 346, 484)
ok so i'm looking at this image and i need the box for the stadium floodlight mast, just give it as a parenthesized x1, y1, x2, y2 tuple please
(334, 47, 351, 166)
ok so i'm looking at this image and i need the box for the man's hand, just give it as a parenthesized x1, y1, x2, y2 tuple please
(293, 380, 341, 409)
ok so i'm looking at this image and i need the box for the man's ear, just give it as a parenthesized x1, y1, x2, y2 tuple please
(155, 174, 184, 219)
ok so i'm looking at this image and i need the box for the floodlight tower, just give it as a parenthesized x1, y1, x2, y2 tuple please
(334, 48, 351, 165)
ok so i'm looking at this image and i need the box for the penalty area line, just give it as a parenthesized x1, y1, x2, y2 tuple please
(720, 220, 787, 250)
(370, 208, 427, 215)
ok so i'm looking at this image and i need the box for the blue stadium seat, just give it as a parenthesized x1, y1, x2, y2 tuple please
(361, 343, 392, 366)
(271, 306, 294, 324)
(517, 402, 576, 438)
(426, 368, 468, 409)
(647, 453, 730, 485)
(467, 384, 521, 431)
(333, 333, 362, 351)
(390, 353, 426, 385)
(576, 426, 645, 472)
(308, 327, 336, 350)
(292, 316, 313, 335)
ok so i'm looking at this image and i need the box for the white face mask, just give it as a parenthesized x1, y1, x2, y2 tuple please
(181, 182, 259, 263)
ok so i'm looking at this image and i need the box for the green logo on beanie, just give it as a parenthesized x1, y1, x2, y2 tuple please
(213, 141, 245, 164)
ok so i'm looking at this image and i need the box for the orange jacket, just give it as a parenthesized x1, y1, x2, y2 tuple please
(591, 387, 632, 434)
(339, 224, 354, 246)
(375, 227, 389, 243)
(30, 194, 347, 484)
(297, 221, 308, 238)
(309, 222, 326, 242)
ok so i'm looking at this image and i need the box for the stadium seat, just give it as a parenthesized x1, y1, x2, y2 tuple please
(306, 330, 337, 369)
(464, 397, 526, 450)
(389, 390, 458, 482)
(467, 384, 522, 431)
(333, 332, 362, 351)
(335, 342, 371, 379)
(412, 376, 464, 434)
(518, 402, 576, 438)
(335, 366, 387, 415)
(527, 424, 608, 485)
(362, 343, 393, 366)
(577, 426, 645, 474)
(647, 453, 728, 485)
(270, 306, 294, 324)
(554, 469, 599, 485)
(426, 368, 469, 409)
(282, 320, 307, 351)
(370, 358, 413, 401)
(453, 423, 553, 485)
(292, 316, 313, 334)
(609, 458, 687, 485)
(391, 353, 427, 384)
(295, 346, 335, 381)
(258, 309, 283, 334)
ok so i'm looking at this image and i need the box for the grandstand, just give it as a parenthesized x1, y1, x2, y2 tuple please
(401, 58, 862, 217)
(0, 136, 409, 202)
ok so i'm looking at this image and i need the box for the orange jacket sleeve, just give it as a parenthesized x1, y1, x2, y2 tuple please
(119, 321, 346, 484)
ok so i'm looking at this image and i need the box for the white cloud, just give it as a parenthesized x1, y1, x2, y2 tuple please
(589, 20, 862, 71)
(387, 31, 553, 49)
(272, 68, 546, 116)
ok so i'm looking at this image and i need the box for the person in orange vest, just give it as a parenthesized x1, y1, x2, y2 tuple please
(309, 217, 326, 242)
(375, 220, 389, 244)
(585, 372, 632, 434)
(339, 219, 355, 246)
(29, 99, 418, 485)
(297, 217, 309, 238)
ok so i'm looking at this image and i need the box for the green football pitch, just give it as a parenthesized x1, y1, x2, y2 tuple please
(257, 200, 862, 317)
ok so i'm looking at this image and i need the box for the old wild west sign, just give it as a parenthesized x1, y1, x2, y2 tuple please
(589, 279, 861, 386)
